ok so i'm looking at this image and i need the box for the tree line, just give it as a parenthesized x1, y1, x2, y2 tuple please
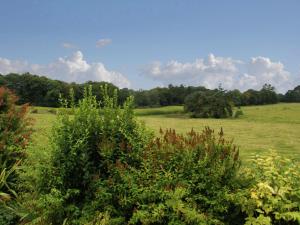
(0, 73, 299, 107)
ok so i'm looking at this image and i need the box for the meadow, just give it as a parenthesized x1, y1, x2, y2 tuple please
(30, 103, 300, 161)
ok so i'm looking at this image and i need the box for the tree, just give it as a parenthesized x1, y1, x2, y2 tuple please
(184, 89, 233, 118)
(227, 89, 243, 106)
(259, 83, 278, 104)
(284, 85, 300, 102)
(242, 89, 261, 105)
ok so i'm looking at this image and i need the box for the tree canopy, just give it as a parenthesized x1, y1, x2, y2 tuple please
(184, 89, 233, 118)
(0, 73, 297, 108)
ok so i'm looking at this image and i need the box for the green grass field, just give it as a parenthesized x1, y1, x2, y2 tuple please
(30, 103, 300, 161)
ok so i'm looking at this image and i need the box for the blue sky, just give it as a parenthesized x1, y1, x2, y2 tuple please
(0, 0, 299, 92)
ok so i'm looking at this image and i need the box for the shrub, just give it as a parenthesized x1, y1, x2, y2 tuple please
(23, 85, 300, 224)
(31, 85, 152, 224)
(233, 108, 244, 118)
(0, 162, 19, 203)
(29, 86, 244, 224)
(184, 89, 233, 118)
(233, 151, 300, 224)
(0, 87, 32, 224)
(125, 127, 243, 224)
(0, 86, 32, 191)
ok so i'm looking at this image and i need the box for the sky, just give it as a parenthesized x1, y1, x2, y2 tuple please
(0, 0, 299, 92)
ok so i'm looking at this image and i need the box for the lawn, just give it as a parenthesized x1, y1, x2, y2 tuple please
(30, 103, 300, 161)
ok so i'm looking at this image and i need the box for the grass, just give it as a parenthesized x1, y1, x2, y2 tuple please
(29, 103, 300, 162)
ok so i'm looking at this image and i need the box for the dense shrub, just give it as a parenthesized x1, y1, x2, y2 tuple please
(20, 86, 299, 224)
(184, 89, 233, 118)
(233, 151, 300, 224)
(125, 127, 243, 224)
(24, 86, 243, 224)
(0, 87, 32, 224)
(0, 87, 32, 190)
(233, 108, 244, 118)
(29, 86, 152, 224)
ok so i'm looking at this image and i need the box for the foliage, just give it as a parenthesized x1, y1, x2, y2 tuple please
(283, 85, 300, 102)
(184, 89, 233, 118)
(0, 86, 32, 191)
(227, 89, 243, 107)
(241, 84, 278, 106)
(125, 127, 242, 224)
(28, 85, 152, 224)
(0, 87, 32, 224)
(16, 86, 300, 224)
(1, 73, 290, 108)
(24, 86, 245, 224)
(0, 73, 119, 107)
(259, 84, 279, 104)
(233, 151, 300, 224)
(0, 162, 19, 204)
(233, 108, 244, 118)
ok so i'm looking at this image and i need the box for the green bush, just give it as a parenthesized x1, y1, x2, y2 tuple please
(0, 87, 32, 176)
(233, 151, 300, 224)
(124, 127, 243, 224)
(0, 87, 32, 224)
(30, 85, 152, 224)
(20, 86, 300, 225)
(184, 89, 233, 118)
(233, 108, 244, 118)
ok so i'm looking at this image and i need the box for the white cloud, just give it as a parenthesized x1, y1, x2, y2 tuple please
(142, 54, 293, 92)
(0, 51, 130, 88)
(241, 56, 291, 92)
(62, 42, 77, 49)
(96, 38, 112, 48)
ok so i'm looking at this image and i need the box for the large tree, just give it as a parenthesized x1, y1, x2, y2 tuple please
(284, 85, 300, 102)
(184, 89, 233, 118)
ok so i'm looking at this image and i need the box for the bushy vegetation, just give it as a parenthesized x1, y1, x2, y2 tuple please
(0, 87, 32, 224)
(234, 152, 300, 224)
(21, 87, 245, 224)
(24, 86, 152, 224)
(0, 87, 32, 190)
(126, 127, 242, 224)
(1, 85, 299, 224)
(184, 89, 233, 118)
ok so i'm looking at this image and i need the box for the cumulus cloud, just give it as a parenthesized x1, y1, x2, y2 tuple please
(62, 42, 77, 49)
(0, 51, 130, 88)
(96, 38, 112, 48)
(142, 54, 293, 92)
